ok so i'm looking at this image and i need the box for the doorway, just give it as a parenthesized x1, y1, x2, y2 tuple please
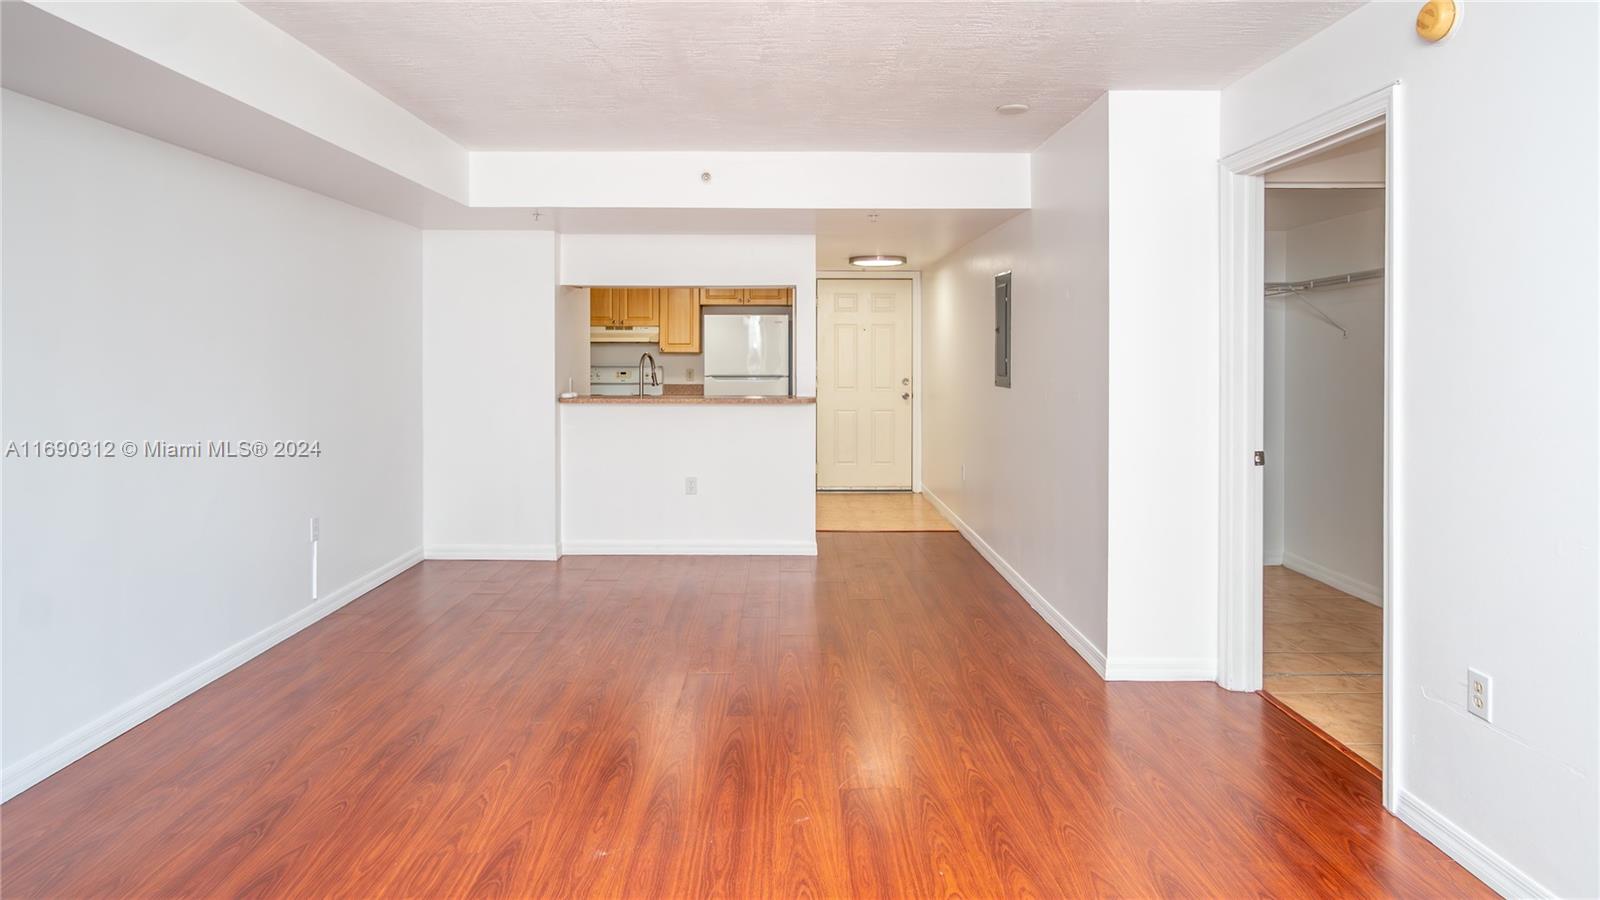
(1217, 86, 1396, 802)
(1258, 154, 1386, 771)
(815, 276, 948, 532)
(816, 278, 914, 490)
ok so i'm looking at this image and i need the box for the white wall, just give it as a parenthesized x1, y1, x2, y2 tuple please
(560, 233, 819, 396)
(422, 230, 559, 559)
(1, 92, 423, 797)
(473, 151, 1029, 210)
(591, 343, 703, 385)
(1270, 205, 1385, 603)
(560, 404, 816, 554)
(1103, 92, 1220, 678)
(1263, 229, 1288, 565)
(553, 285, 591, 395)
(923, 96, 1112, 665)
(1226, 4, 1599, 895)
(923, 91, 1219, 681)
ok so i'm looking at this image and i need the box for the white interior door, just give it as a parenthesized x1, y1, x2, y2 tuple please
(817, 279, 913, 489)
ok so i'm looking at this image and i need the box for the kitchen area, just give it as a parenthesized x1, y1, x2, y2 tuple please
(575, 285, 801, 400)
(555, 276, 818, 555)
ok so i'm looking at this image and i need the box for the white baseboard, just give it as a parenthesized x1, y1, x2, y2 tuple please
(424, 543, 559, 561)
(1282, 552, 1383, 607)
(921, 488, 1108, 677)
(1103, 658, 1218, 681)
(1395, 790, 1552, 899)
(0, 545, 423, 802)
(559, 539, 817, 556)
(1264, 550, 1284, 566)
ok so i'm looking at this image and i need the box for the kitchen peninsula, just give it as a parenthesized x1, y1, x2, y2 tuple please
(560, 394, 814, 404)
(557, 282, 817, 555)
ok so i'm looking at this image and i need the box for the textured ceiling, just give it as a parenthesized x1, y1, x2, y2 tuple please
(246, 1, 1362, 152)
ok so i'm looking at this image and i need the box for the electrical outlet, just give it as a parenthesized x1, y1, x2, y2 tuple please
(685, 476, 698, 496)
(1467, 668, 1492, 722)
(309, 516, 319, 541)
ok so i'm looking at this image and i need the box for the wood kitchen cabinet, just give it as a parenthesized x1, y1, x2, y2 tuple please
(699, 287, 794, 306)
(589, 287, 659, 326)
(699, 287, 747, 306)
(657, 287, 701, 353)
(590, 287, 615, 325)
(745, 287, 793, 306)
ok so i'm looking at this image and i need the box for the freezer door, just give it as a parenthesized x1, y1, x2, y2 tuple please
(703, 375, 791, 397)
(704, 315, 790, 377)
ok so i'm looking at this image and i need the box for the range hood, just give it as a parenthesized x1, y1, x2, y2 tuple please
(590, 325, 660, 343)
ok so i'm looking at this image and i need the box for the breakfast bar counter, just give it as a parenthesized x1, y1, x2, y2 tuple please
(558, 394, 815, 405)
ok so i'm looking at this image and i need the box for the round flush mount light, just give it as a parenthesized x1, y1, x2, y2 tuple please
(1415, 0, 1457, 42)
(996, 103, 1030, 116)
(850, 254, 907, 268)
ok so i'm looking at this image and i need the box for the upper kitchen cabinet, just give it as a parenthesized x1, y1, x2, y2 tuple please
(658, 287, 701, 353)
(699, 287, 747, 306)
(590, 287, 615, 325)
(746, 287, 793, 306)
(699, 287, 794, 306)
(589, 287, 659, 326)
(620, 288, 659, 325)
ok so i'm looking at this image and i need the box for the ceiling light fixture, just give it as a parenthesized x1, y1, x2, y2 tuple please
(850, 254, 907, 268)
(996, 103, 1030, 116)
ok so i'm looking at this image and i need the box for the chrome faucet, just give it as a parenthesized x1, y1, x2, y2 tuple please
(637, 352, 658, 395)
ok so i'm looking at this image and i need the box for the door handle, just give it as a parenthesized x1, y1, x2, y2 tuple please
(901, 392, 911, 400)
(902, 377, 910, 385)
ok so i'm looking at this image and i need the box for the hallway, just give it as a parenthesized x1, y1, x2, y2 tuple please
(815, 491, 956, 532)
(1, 534, 1482, 897)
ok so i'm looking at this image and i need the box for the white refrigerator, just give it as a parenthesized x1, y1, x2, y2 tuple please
(703, 314, 791, 396)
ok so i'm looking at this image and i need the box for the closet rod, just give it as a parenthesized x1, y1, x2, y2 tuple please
(1264, 266, 1384, 295)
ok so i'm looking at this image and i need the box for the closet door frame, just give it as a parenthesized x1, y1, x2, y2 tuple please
(1215, 84, 1399, 811)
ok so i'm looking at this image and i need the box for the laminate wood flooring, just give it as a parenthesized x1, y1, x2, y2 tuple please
(1, 535, 1479, 897)
(1262, 565, 1385, 770)
(815, 491, 956, 532)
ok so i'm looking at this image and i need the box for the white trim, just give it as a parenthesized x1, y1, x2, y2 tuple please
(1281, 552, 1383, 607)
(1216, 158, 1266, 693)
(1220, 85, 1394, 175)
(0, 545, 424, 802)
(1217, 83, 1402, 813)
(816, 271, 923, 492)
(424, 543, 560, 561)
(1395, 791, 1553, 899)
(1266, 181, 1387, 190)
(1103, 658, 1218, 682)
(559, 539, 817, 556)
(922, 487, 1108, 677)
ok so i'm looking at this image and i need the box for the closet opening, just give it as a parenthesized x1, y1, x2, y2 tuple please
(1257, 128, 1388, 774)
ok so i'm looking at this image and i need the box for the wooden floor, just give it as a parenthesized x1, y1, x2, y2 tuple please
(2, 534, 1483, 898)
(816, 491, 956, 532)
(1262, 565, 1385, 770)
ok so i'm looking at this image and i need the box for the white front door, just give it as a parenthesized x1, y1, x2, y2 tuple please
(817, 279, 913, 489)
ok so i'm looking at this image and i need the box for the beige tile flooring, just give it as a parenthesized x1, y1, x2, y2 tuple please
(1262, 566, 1384, 769)
(816, 491, 957, 532)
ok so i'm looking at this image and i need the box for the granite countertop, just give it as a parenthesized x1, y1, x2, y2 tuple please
(560, 383, 814, 405)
